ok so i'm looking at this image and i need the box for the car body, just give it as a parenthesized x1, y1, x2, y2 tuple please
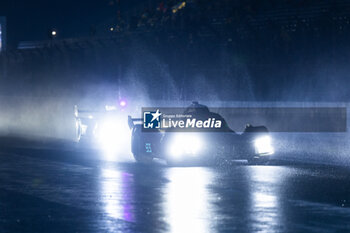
(128, 102, 274, 166)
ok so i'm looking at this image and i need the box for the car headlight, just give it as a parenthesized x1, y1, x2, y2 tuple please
(94, 118, 130, 153)
(169, 133, 203, 158)
(254, 135, 274, 155)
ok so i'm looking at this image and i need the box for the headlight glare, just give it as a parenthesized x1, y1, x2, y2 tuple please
(254, 135, 274, 155)
(169, 134, 202, 158)
(94, 118, 130, 153)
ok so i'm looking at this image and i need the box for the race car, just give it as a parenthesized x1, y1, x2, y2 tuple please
(128, 102, 274, 166)
(74, 103, 130, 152)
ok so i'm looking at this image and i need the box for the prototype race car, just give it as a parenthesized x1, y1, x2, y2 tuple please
(128, 102, 274, 166)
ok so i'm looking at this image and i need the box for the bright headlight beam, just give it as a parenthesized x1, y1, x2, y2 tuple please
(95, 118, 130, 154)
(169, 133, 202, 158)
(96, 120, 120, 152)
(254, 135, 274, 155)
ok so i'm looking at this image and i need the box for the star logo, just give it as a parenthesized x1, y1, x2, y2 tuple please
(151, 109, 162, 122)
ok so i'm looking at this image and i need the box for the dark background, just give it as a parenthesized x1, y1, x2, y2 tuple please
(1, 0, 350, 101)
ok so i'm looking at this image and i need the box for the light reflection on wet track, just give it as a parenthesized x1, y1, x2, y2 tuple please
(0, 148, 350, 232)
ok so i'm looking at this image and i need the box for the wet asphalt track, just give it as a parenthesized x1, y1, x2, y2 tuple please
(0, 139, 350, 233)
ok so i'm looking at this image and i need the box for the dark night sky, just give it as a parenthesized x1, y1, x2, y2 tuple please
(0, 0, 122, 48)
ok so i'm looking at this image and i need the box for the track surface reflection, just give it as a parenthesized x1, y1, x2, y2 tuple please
(0, 147, 350, 232)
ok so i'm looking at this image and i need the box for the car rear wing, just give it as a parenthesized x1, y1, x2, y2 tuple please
(128, 116, 143, 129)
